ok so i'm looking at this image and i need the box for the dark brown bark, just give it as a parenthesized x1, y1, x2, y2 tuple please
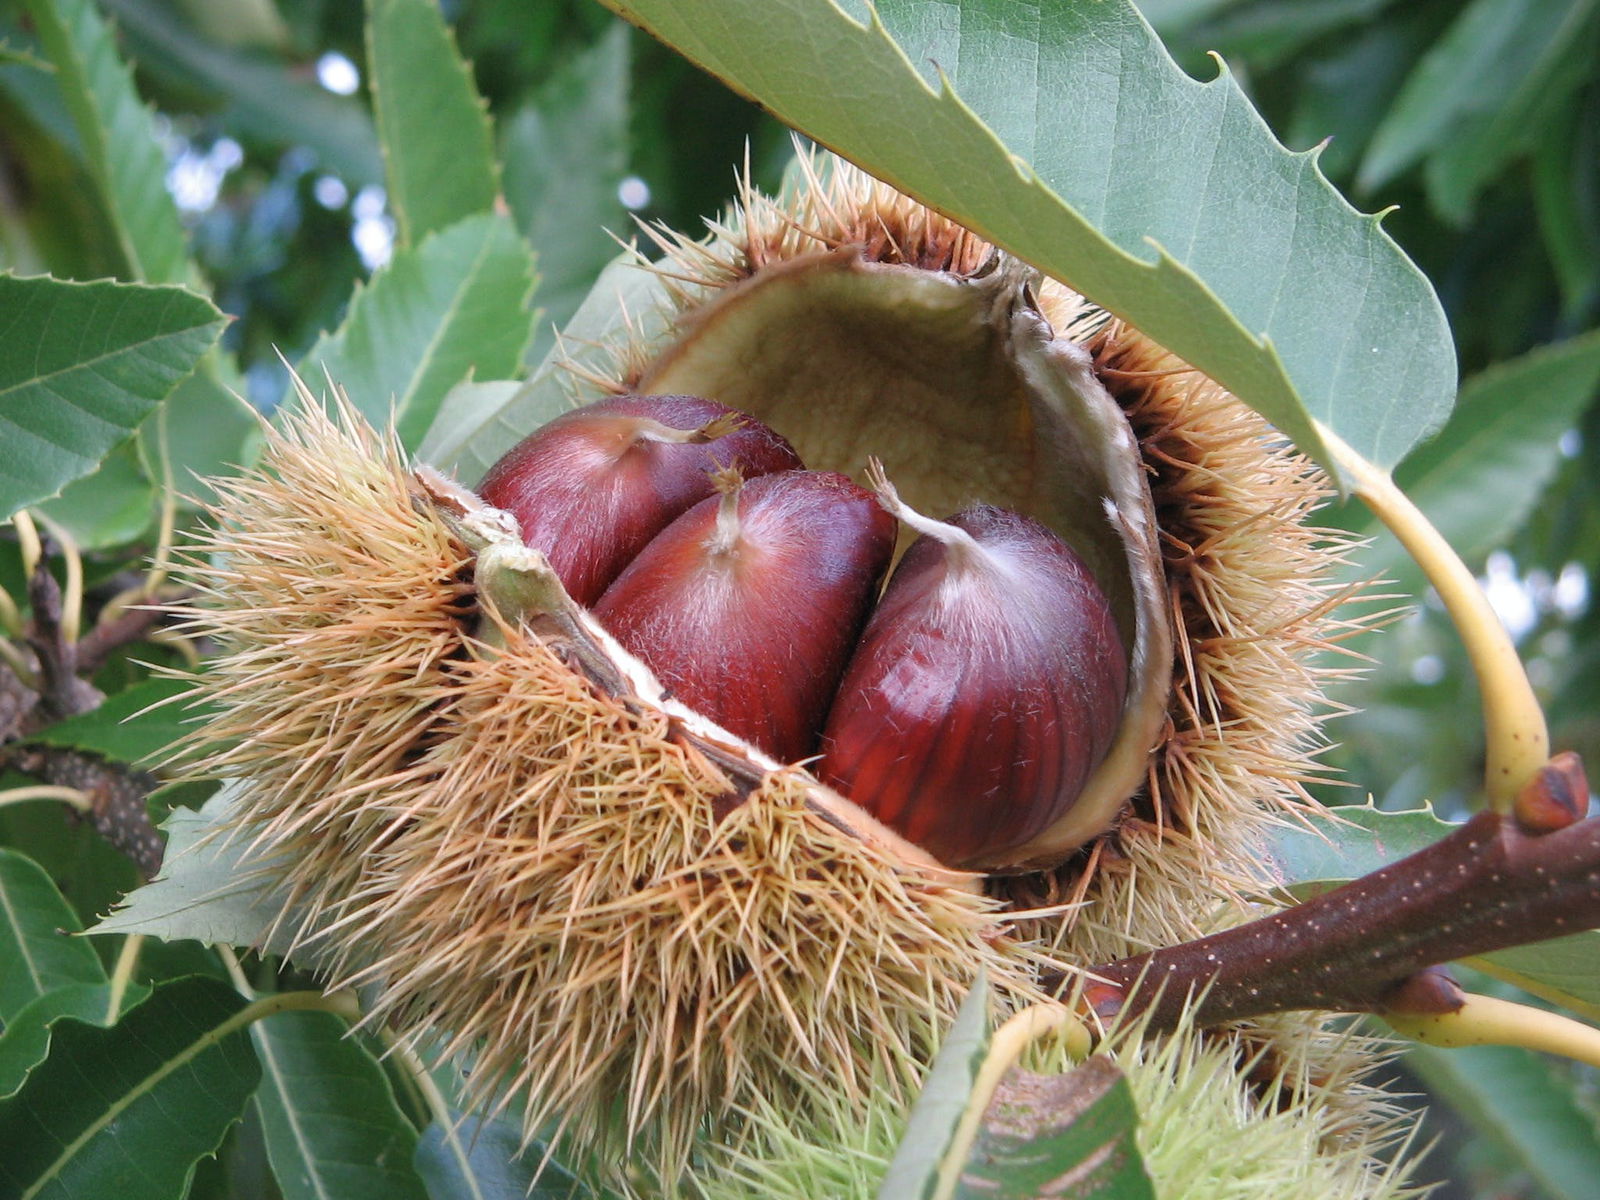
(1070, 807, 1600, 1031)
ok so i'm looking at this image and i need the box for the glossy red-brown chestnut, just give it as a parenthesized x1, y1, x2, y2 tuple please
(593, 468, 897, 764)
(477, 395, 802, 606)
(818, 468, 1128, 868)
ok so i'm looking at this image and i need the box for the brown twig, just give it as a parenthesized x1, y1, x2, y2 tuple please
(25, 557, 100, 721)
(1070, 797, 1600, 1031)
(2, 745, 165, 877)
(2, 553, 172, 878)
(76, 603, 170, 676)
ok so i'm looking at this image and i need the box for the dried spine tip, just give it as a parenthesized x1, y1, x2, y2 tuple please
(821, 472, 1129, 867)
(476, 394, 801, 606)
(594, 469, 896, 763)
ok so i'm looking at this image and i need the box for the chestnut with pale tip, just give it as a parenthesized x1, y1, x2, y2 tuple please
(477, 394, 802, 606)
(818, 462, 1129, 868)
(593, 466, 897, 764)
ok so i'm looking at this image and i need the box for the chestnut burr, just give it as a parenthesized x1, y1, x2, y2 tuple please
(594, 468, 897, 763)
(477, 394, 802, 605)
(818, 465, 1128, 867)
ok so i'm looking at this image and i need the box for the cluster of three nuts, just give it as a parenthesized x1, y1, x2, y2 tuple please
(478, 393, 1127, 868)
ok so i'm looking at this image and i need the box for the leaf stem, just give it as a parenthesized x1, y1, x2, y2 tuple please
(0, 785, 94, 813)
(0, 635, 37, 688)
(144, 401, 178, 596)
(0, 584, 21, 638)
(11, 510, 42, 580)
(1385, 992, 1600, 1069)
(1319, 425, 1547, 810)
(107, 933, 144, 1022)
(933, 1003, 1090, 1200)
(31, 512, 83, 646)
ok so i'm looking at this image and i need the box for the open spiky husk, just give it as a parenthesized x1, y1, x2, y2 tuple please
(175, 394, 1045, 1185)
(582, 154, 1370, 957)
(172, 155, 1414, 1193)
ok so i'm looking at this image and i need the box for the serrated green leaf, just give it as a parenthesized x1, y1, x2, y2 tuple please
(1285, 21, 1430, 181)
(414, 1111, 590, 1200)
(253, 1009, 430, 1200)
(0, 848, 107, 1023)
(1406, 1042, 1600, 1200)
(89, 785, 290, 953)
(0, 975, 258, 1199)
(878, 973, 991, 1200)
(35, 439, 156, 549)
(1260, 805, 1457, 897)
(294, 212, 536, 451)
(1359, 0, 1599, 195)
(368, 0, 498, 248)
(1325, 330, 1600, 593)
(0, 38, 55, 72)
(420, 252, 670, 484)
(27, 676, 209, 766)
(502, 21, 631, 362)
(0, 981, 147, 1098)
(599, 0, 1455, 485)
(0, 274, 224, 521)
(23, 0, 191, 284)
(101, 0, 383, 187)
(956, 1057, 1154, 1200)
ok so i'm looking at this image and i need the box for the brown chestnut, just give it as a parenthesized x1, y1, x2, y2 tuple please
(818, 465, 1128, 867)
(594, 468, 896, 763)
(477, 395, 802, 605)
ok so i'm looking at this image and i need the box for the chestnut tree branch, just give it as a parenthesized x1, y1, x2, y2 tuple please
(1070, 806, 1600, 1032)
(0, 745, 165, 877)
(25, 558, 100, 722)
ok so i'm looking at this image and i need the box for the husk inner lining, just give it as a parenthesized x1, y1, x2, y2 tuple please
(635, 248, 1173, 864)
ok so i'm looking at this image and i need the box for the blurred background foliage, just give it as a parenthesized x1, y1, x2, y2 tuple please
(1143, 0, 1600, 826)
(1, 0, 1598, 1196)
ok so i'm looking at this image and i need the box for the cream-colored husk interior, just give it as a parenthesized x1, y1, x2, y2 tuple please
(632, 246, 1173, 866)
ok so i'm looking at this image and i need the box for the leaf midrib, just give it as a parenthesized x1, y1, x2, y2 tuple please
(0, 870, 50, 1002)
